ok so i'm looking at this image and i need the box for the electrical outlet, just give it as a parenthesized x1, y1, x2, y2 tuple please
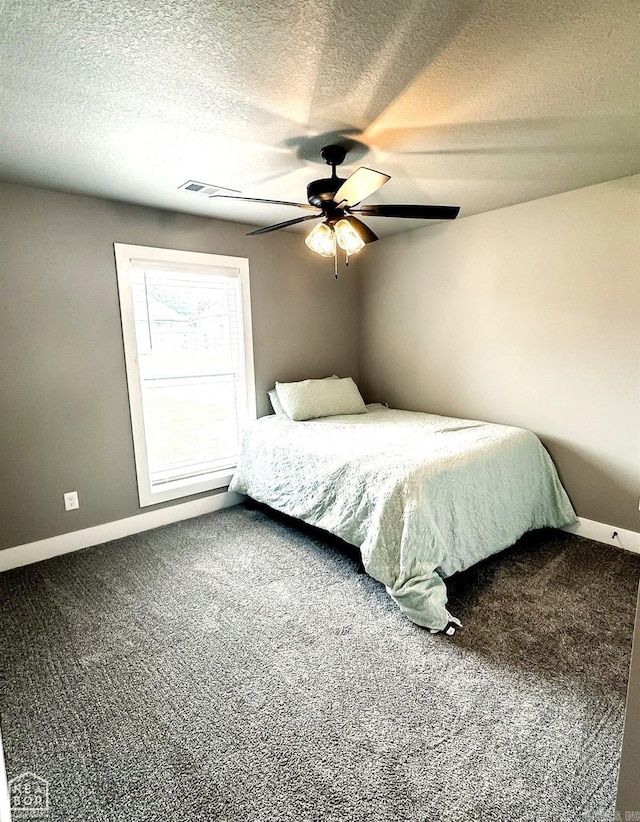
(64, 491, 79, 511)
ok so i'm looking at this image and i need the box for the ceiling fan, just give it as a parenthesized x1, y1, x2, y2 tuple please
(211, 144, 460, 271)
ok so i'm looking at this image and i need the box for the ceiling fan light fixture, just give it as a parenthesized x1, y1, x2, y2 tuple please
(334, 218, 366, 255)
(305, 221, 335, 257)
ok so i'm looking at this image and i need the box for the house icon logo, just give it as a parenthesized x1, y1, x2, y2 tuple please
(8, 772, 49, 815)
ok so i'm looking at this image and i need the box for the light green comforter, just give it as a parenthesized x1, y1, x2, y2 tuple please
(230, 406, 576, 631)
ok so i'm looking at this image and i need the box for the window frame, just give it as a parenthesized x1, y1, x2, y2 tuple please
(114, 243, 256, 507)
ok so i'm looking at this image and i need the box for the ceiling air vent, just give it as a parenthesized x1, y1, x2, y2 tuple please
(178, 180, 239, 197)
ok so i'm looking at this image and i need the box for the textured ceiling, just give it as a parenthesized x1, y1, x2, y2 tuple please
(1, 0, 639, 237)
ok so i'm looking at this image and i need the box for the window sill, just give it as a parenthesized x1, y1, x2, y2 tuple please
(139, 470, 235, 507)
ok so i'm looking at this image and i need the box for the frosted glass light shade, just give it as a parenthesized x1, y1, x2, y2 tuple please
(334, 219, 366, 255)
(305, 222, 335, 257)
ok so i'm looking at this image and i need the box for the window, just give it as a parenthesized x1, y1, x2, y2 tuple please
(114, 244, 255, 506)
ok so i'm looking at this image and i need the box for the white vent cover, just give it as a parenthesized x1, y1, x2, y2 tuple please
(178, 180, 240, 197)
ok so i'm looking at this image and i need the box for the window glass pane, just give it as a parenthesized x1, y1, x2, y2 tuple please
(130, 265, 247, 491)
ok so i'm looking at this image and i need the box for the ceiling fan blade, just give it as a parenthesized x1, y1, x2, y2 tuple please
(333, 167, 391, 208)
(212, 194, 317, 210)
(351, 204, 460, 220)
(344, 215, 378, 244)
(246, 213, 322, 236)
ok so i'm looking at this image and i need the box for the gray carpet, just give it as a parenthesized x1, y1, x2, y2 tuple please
(1, 504, 639, 822)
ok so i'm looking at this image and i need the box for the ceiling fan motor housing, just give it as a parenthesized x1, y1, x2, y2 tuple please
(307, 177, 347, 209)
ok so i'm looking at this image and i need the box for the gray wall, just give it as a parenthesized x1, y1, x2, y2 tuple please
(0, 182, 359, 550)
(617, 586, 640, 817)
(2, 175, 639, 549)
(359, 176, 640, 532)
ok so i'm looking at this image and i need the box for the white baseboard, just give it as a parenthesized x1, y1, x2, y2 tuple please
(563, 517, 640, 555)
(2, 499, 637, 575)
(0, 491, 245, 574)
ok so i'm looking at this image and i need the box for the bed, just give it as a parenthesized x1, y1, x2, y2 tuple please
(230, 402, 576, 633)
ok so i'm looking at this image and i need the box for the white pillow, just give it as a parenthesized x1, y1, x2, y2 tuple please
(267, 389, 286, 416)
(268, 376, 338, 418)
(275, 377, 366, 421)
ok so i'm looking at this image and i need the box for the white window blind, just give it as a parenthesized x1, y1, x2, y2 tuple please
(114, 245, 255, 506)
